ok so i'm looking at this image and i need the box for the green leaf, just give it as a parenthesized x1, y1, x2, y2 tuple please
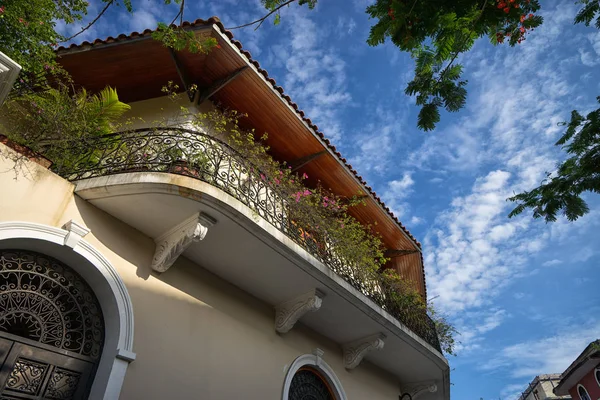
(417, 102, 441, 131)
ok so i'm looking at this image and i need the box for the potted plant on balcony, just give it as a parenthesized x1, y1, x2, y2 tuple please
(166, 145, 214, 180)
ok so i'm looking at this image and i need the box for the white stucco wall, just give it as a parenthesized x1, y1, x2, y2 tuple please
(0, 143, 400, 399)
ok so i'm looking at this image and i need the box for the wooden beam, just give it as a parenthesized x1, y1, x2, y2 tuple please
(197, 66, 248, 104)
(289, 151, 327, 172)
(169, 48, 196, 102)
(384, 249, 419, 258)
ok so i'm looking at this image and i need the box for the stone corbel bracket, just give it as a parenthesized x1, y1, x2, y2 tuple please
(400, 381, 438, 400)
(275, 289, 325, 333)
(343, 333, 386, 370)
(151, 212, 217, 273)
(62, 220, 90, 249)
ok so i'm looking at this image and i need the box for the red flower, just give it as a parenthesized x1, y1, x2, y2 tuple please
(520, 14, 525, 23)
(520, 26, 525, 33)
(0, 6, 5, 14)
(503, 7, 510, 13)
(388, 8, 395, 20)
(528, 13, 534, 18)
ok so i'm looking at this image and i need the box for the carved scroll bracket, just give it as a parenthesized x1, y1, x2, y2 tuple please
(400, 381, 438, 400)
(151, 212, 217, 273)
(275, 289, 325, 333)
(343, 333, 386, 370)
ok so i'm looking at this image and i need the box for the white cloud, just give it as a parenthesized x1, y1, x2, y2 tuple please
(387, 173, 414, 197)
(501, 382, 529, 400)
(571, 246, 596, 263)
(588, 31, 600, 57)
(425, 170, 538, 314)
(410, 216, 424, 226)
(579, 48, 599, 67)
(336, 16, 356, 35)
(453, 308, 508, 353)
(481, 320, 600, 378)
(272, 8, 351, 143)
(542, 259, 562, 267)
(127, 9, 158, 33)
(381, 172, 414, 218)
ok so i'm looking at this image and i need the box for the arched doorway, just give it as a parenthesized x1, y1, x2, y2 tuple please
(0, 249, 105, 399)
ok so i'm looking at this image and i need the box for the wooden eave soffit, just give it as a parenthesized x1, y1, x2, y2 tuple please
(384, 249, 419, 258)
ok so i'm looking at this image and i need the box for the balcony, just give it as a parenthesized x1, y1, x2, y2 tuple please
(54, 126, 442, 352)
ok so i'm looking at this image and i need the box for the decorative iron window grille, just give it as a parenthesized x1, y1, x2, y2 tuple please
(51, 127, 441, 352)
(289, 368, 334, 400)
(0, 250, 105, 359)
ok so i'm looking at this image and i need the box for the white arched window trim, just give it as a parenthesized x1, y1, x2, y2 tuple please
(595, 367, 600, 388)
(577, 384, 591, 400)
(0, 221, 135, 400)
(282, 351, 347, 400)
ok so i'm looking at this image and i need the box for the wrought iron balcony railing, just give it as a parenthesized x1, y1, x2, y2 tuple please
(52, 127, 441, 352)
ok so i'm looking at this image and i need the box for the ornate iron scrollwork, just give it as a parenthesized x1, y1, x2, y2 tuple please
(0, 250, 105, 360)
(289, 369, 334, 400)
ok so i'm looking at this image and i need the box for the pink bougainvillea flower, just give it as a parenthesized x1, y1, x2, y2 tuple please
(302, 172, 308, 179)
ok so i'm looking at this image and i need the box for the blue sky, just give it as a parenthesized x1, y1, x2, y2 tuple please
(59, 1, 600, 398)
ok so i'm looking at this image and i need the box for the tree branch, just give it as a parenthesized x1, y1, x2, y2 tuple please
(169, 0, 185, 27)
(60, 0, 114, 43)
(436, 0, 488, 83)
(407, 0, 418, 17)
(227, 0, 298, 31)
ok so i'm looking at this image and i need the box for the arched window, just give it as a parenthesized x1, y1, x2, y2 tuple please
(578, 384, 591, 400)
(289, 367, 335, 400)
(0, 220, 136, 399)
(0, 249, 105, 398)
(595, 367, 600, 387)
(282, 353, 346, 400)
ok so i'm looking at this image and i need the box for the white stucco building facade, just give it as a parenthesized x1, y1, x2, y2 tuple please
(0, 17, 449, 400)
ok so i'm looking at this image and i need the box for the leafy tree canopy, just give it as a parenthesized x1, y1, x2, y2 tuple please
(509, 97, 600, 222)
